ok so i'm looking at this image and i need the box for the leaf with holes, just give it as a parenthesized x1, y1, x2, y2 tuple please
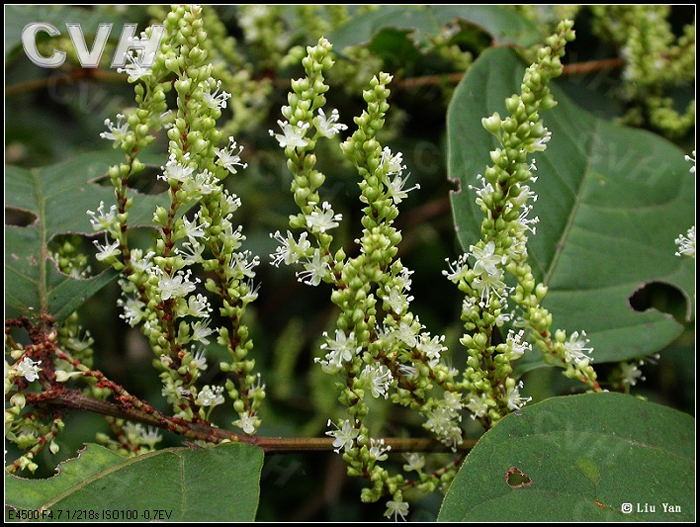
(6, 442, 264, 521)
(5, 151, 169, 323)
(448, 47, 694, 367)
(438, 393, 694, 521)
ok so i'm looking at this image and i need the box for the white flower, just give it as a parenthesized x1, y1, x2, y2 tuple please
(494, 309, 513, 327)
(161, 380, 191, 403)
(117, 296, 145, 326)
(685, 149, 695, 174)
(196, 385, 225, 407)
(182, 170, 217, 197)
(117, 49, 153, 81)
(360, 364, 393, 399)
(192, 348, 208, 370)
(384, 498, 409, 522)
(306, 202, 342, 233)
(160, 154, 195, 184)
(562, 331, 594, 364)
(531, 129, 552, 151)
(234, 412, 257, 434)
(472, 270, 509, 303)
(315, 330, 361, 373)
(325, 419, 361, 453)
(315, 108, 347, 138)
(130, 249, 155, 274)
(442, 391, 463, 413)
(468, 174, 496, 207)
(178, 241, 205, 265)
(269, 120, 310, 149)
(181, 214, 207, 244)
(516, 204, 540, 235)
(368, 438, 391, 462)
(443, 254, 469, 282)
(296, 249, 329, 286)
(470, 241, 505, 278)
(93, 235, 120, 261)
(187, 294, 212, 318)
(386, 173, 420, 204)
(158, 270, 198, 301)
(418, 334, 446, 366)
(191, 319, 215, 344)
(203, 79, 231, 110)
(504, 329, 531, 361)
(241, 280, 260, 304)
(507, 238, 528, 260)
(215, 137, 247, 174)
(465, 393, 491, 419)
(424, 405, 463, 442)
(441, 426, 465, 451)
(86, 201, 118, 232)
(394, 320, 421, 348)
(382, 287, 412, 315)
(123, 422, 144, 438)
(402, 453, 425, 472)
(505, 380, 531, 410)
(229, 251, 259, 279)
(461, 296, 479, 318)
(270, 230, 311, 267)
(222, 191, 242, 214)
(140, 426, 162, 448)
(620, 362, 645, 386)
(511, 183, 538, 208)
(99, 114, 129, 142)
(394, 267, 414, 292)
(221, 221, 244, 247)
(249, 373, 266, 399)
(675, 226, 695, 258)
(64, 330, 94, 353)
(16, 357, 41, 382)
(379, 147, 405, 175)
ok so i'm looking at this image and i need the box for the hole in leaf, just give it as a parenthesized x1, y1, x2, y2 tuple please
(628, 281, 688, 324)
(5, 208, 37, 227)
(49, 234, 103, 278)
(505, 466, 532, 489)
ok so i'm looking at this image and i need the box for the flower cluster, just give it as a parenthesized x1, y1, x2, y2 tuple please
(93, 5, 264, 433)
(272, 36, 465, 518)
(675, 151, 695, 259)
(443, 20, 599, 430)
(590, 6, 695, 139)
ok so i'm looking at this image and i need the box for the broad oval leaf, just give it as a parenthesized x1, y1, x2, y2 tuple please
(5, 151, 170, 323)
(6, 442, 264, 522)
(438, 393, 694, 521)
(330, 6, 540, 53)
(447, 47, 694, 365)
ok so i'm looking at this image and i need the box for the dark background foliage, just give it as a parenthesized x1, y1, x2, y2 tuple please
(5, 5, 694, 521)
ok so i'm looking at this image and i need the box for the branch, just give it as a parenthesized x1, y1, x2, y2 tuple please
(39, 389, 476, 454)
(5, 69, 126, 97)
(391, 58, 626, 90)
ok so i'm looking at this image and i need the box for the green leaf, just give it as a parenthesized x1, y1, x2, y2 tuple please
(438, 393, 694, 521)
(5, 5, 125, 60)
(330, 6, 540, 53)
(5, 151, 170, 323)
(6, 442, 264, 522)
(447, 47, 694, 365)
